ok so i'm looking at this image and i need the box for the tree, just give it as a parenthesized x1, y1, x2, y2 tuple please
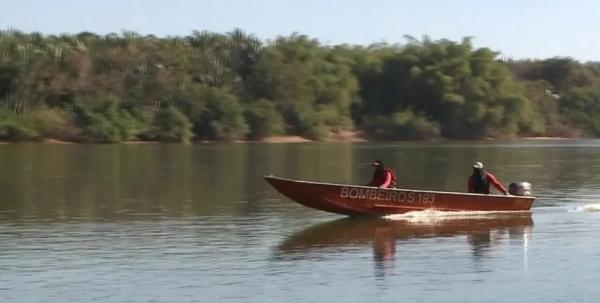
(244, 98, 284, 139)
(195, 87, 248, 141)
(150, 106, 193, 143)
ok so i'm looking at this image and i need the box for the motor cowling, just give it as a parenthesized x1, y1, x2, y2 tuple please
(509, 181, 532, 196)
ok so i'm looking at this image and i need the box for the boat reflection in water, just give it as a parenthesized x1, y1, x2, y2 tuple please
(276, 212, 533, 276)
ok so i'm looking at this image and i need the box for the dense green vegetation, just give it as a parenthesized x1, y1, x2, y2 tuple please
(1, 29, 599, 142)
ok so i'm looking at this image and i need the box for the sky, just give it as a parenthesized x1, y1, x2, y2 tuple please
(2, 0, 600, 61)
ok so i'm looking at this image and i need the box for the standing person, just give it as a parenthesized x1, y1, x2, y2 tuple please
(468, 161, 509, 195)
(367, 160, 396, 189)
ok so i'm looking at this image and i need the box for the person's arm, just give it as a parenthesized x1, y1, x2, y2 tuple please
(487, 173, 508, 194)
(379, 171, 392, 188)
(467, 177, 473, 193)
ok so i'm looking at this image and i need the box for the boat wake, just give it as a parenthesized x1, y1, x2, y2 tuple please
(570, 204, 600, 212)
(384, 209, 530, 223)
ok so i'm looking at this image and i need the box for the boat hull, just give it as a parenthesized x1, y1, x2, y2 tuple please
(264, 176, 535, 216)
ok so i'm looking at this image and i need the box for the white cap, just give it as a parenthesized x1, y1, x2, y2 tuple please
(472, 161, 483, 169)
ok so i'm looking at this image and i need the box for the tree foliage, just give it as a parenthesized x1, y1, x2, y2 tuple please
(1, 29, 600, 142)
(149, 105, 193, 143)
(244, 98, 284, 140)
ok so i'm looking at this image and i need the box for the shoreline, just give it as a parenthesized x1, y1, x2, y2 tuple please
(0, 136, 588, 145)
(0, 130, 371, 144)
(518, 137, 577, 140)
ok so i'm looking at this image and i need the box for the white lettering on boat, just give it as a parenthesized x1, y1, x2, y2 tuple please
(340, 187, 435, 204)
(369, 190, 377, 200)
(359, 189, 369, 199)
(349, 187, 359, 198)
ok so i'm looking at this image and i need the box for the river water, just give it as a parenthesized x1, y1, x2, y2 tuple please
(1, 140, 600, 302)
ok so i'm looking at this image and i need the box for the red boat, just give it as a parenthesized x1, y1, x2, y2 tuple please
(264, 175, 535, 216)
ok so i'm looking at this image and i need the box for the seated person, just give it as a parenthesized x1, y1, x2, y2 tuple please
(468, 161, 508, 195)
(367, 160, 396, 189)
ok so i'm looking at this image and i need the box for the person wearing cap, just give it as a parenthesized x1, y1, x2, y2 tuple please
(367, 160, 396, 188)
(468, 161, 509, 195)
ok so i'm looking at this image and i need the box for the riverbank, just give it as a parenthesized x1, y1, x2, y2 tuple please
(519, 137, 576, 140)
(259, 130, 368, 143)
(0, 131, 370, 144)
(0, 134, 585, 145)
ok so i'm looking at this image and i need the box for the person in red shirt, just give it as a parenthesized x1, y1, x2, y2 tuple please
(367, 160, 396, 188)
(468, 162, 509, 195)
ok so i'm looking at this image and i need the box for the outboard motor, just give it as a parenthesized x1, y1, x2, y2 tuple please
(509, 181, 532, 196)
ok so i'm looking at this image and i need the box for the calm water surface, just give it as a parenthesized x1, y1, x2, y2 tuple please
(2, 141, 600, 302)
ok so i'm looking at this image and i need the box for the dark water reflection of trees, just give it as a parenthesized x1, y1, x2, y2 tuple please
(1, 141, 600, 221)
